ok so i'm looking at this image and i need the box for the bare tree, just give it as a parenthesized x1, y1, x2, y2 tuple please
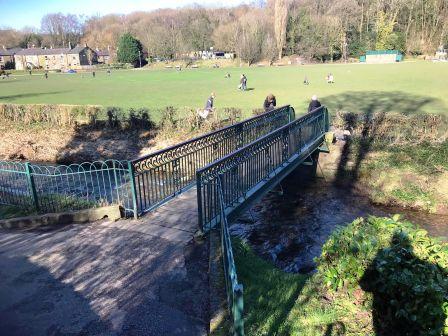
(274, 0, 289, 59)
(41, 13, 83, 48)
(235, 12, 269, 65)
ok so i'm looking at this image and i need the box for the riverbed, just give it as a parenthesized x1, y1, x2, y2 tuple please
(230, 171, 448, 274)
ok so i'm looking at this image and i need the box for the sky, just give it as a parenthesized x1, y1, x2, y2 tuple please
(0, 0, 250, 30)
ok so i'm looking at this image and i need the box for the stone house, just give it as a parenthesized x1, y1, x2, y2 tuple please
(96, 48, 111, 64)
(14, 48, 70, 70)
(67, 44, 98, 68)
(14, 44, 98, 71)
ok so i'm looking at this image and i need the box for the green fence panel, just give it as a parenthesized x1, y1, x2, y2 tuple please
(0, 160, 136, 216)
(132, 105, 295, 215)
(197, 106, 329, 231)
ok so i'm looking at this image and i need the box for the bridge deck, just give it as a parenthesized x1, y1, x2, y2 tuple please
(0, 188, 206, 336)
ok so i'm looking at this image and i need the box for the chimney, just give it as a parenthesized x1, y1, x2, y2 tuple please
(69, 41, 72, 49)
(84, 42, 88, 48)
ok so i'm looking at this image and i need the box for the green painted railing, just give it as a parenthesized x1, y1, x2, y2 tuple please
(131, 105, 294, 215)
(0, 160, 136, 216)
(217, 175, 244, 336)
(197, 106, 329, 231)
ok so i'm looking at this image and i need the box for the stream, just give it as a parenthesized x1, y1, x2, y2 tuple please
(230, 171, 448, 274)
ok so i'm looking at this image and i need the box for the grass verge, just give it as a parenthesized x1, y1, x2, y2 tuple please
(234, 216, 448, 335)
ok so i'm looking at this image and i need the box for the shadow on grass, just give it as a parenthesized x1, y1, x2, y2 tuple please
(233, 239, 310, 335)
(321, 91, 444, 191)
(323, 91, 446, 117)
(0, 91, 69, 101)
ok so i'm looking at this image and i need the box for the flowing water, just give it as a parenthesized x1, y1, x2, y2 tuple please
(230, 171, 448, 274)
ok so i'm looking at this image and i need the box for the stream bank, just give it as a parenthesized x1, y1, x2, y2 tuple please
(230, 140, 448, 274)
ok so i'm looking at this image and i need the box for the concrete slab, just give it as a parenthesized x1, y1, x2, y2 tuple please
(0, 189, 208, 336)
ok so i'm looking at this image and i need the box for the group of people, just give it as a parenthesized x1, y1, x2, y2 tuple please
(303, 73, 335, 85)
(198, 91, 321, 120)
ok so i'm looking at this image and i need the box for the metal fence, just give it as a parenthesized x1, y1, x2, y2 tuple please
(132, 105, 294, 215)
(197, 106, 329, 231)
(217, 175, 244, 336)
(0, 160, 136, 216)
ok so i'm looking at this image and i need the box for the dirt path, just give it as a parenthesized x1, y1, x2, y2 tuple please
(0, 189, 208, 336)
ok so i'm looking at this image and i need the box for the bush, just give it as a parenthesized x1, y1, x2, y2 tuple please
(0, 103, 103, 126)
(4, 60, 15, 70)
(318, 216, 448, 335)
(333, 111, 448, 144)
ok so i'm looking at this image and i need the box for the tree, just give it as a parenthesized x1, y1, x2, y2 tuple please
(235, 12, 269, 65)
(375, 11, 396, 50)
(117, 33, 143, 66)
(274, 0, 289, 59)
(19, 32, 43, 48)
(41, 13, 83, 47)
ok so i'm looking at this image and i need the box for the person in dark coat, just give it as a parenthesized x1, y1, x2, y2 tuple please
(308, 95, 321, 112)
(263, 94, 277, 112)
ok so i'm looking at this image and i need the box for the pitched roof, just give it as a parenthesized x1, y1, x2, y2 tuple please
(68, 45, 86, 54)
(16, 48, 71, 56)
(0, 47, 22, 56)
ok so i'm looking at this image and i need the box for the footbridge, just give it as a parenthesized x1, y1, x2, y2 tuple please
(0, 105, 329, 336)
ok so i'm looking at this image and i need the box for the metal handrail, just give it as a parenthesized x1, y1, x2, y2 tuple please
(197, 106, 329, 231)
(217, 174, 244, 336)
(0, 105, 294, 218)
(0, 159, 135, 216)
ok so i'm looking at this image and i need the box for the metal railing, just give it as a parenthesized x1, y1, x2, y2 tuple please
(217, 175, 244, 336)
(197, 106, 329, 231)
(132, 105, 294, 214)
(0, 160, 136, 216)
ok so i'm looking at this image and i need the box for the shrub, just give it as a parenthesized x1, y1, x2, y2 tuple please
(317, 216, 448, 335)
(333, 111, 448, 144)
(0, 103, 103, 126)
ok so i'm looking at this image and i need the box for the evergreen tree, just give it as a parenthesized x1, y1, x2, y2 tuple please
(117, 33, 143, 67)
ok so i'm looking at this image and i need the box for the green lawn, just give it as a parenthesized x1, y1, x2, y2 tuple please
(1, 62, 447, 118)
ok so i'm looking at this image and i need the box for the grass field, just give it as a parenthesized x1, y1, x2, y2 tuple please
(1, 62, 447, 119)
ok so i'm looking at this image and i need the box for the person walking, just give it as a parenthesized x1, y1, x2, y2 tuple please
(198, 92, 216, 119)
(92, 71, 96, 78)
(238, 74, 244, 90)
(242, 74, 247, 91)
(263, 94, 277, 112)
(308, 95, 322, 113)
(44, 71, 48, 79)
